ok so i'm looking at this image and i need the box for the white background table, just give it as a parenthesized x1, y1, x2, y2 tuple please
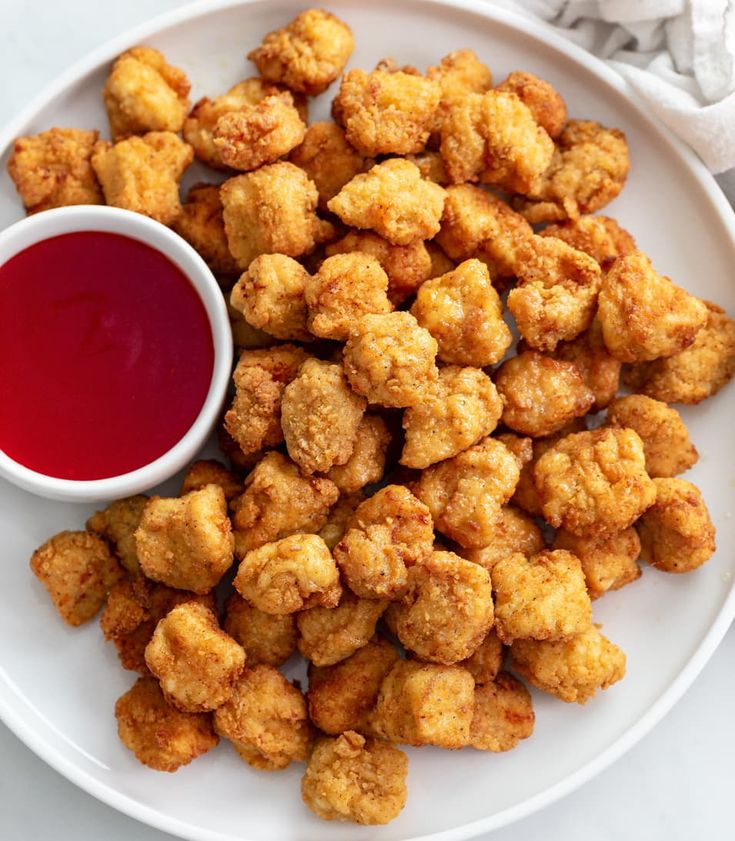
(1, 1, 733, 839)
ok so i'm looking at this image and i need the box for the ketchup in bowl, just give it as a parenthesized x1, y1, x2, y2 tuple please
(0, 231, 214, 481)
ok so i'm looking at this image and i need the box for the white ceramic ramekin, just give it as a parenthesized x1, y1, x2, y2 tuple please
(0, 205, 232, 502)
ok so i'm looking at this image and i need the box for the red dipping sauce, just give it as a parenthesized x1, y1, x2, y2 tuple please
(0, 231, 214, 480)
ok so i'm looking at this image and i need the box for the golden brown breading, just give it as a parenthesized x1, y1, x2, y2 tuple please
(228, 301, 275, 351)
(637, 478, 716, 573)
(145, 602, 245, 712)
(496, 70, 566, 138)
(328, 158, 446, 245)
(217, 412, 267, 473)
(427, 48, 493, 128)
(214, 664, 311, 770)
(318, 492, 364, 550)
(492, 549, 591, 644)
(413, 437, 521, 549)
(553, 528, 641, 600)
(534, 428, 656, 538)
(248, 9, 354, 96)
(86, 495, 148, 576)
(115, 676, 218, 772)
(459, 629, 504, 685)
(179, 459, 243, 502)
(460, 505, 545, 572)
(91, 132, 192, 225)
(172, 184, 240, 277)
(301, 731, 408, 825)
(598, 251, 708, 363)
(135, 486, 234, 594)
(411, 258, 512, 367)
(223, 593, 297, 666)
(540, 215, 636, 271)
(495, 351, 594, 438)
(406, 150, 450, 185)
(511, 625, 626, 703)
(326, 415, 390, 494)
(470, 672, 534, 752)
(30, 530, 122, 626)
(7, 127, 102, 214)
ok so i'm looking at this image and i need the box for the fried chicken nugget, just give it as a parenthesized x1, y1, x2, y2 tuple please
(115, 676, 218, 772)
(470, 672, 535, 752)
(228, 301, 275, 351)
(214, 664, 311, 770)
(172, 184, 241, 277)
(302, 731, 408, 825)
(30, 530, 122, 626)
(145, 602, 245, 712)
(406, 150, 450, 185)
(496, 71, 567, 139)
(91, 131, 192, 225)
(460, 628, 504, 685)
(318, 492, 365, 550)
(86, 495, 148, 576)
(328, 158, 446, 246)
(460, 505, 545, 573)
(492, 549, 591, 644)
(427, 48, 493, 129)
(534, 428, 656, 538)
(598, 251, 708, 363)
(248, 9, 354, 96)
(327, 415, 391, 494)
(637, 478, 716, 573)
(7, 127, 102, 214)
(223, 593, 297, 667)
(540, 215, 636, 271)
(179, 459, 243, 501)
(553, 528, 641, 600)
(511, 625, 626, 704)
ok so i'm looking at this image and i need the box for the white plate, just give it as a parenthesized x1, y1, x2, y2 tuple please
(1, 1, 734, 840)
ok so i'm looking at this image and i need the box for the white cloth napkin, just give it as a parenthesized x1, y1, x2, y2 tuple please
(487, 0, 735, 204)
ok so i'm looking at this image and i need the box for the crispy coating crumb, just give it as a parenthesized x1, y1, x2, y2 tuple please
(91, 131, 192, 225)
(7, 127, 102, 214)
(248, 9, 354, 96)
(598, 251, 708, 362)
(319, 492, 364, 550)
(540, 215, 636, 271)
(492, 549, 591, 644)
(496, 71, 567, 139)
(172, 184, 240, 277)
(427, 49, 493, 129)
(637, 478, 716, 573)
(297, 590, 388, 667)
(217, 412, 267, 473)
(470, 672, 534, 752)
(327, 415, 390, 494)
(214, 664, 311, 770)
(402, 366, 503, 468)
(30, 530, 122, 626)
(145, 602, 245, 712)
(459, 628, 504, 685)
(413, 437, 520, 549)
(103, 46, 190, 140)
(328, 158, 446, 246)
(371, 660, 474, 748)
(411, 258, 512, 367)
(495, 350, 594, 437)
(534, 427, 656, 538)
(553, 528, 641, 599)
(301, 731, 408, 825)
(135, 486, 234, 594)
(86, 495, 148, 576)
(511, 625, 626, 704)
(223, 593, 297, 666)
(460, 505, 545, 572)
(180, 459, 243, 501)
(115, 676, 218, 772)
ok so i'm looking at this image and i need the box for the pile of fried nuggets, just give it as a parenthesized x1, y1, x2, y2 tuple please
(14, 7, 735, 827)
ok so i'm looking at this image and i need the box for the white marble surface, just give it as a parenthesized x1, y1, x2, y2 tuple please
(0, 1, 733, 839)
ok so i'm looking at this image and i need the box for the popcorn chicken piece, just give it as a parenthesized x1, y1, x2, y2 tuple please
(553, 528, 641, 599)
(228, 302, 274, 350)
(172, 184, 240, 277)
(495, 71, 567, 139)
(492, 549, 591, 644)
(407, 149, 450, 185)
(401, 366, 503, 469)
(307, 638, 400, 735)
(86, 495, 148, 576)
(511, 625, 626, 703)
(297, 590, 388, 667)
(327, 415, 390, 494)
(637, 478, 716, 573)
(217, 412, 267, 473)
(248, 9, 354, 95)
(221, 163, 332, 269)
(328, 158, 446, 246)
(427, 49, 493, 122)
(623, 301, 735, 404)
(413, 437, 520, 548)
(508, 235, 602, 352)
(115, 676, 218, 772)
(179, 459, 243, 501)
(371, 660, 474, 748)
(135, 486, 234, 594)
(343, 312, 439, 408)
(459, 629, 504, 685)
(387, 551, 494, 664)
(440, 90, 554, 192)
(7, 127, 102, 214)
(426, 242, 456, 277)
(333, 485, 434, 600)
(223, 594, 296, 667)
(495, 351, 594, 438)
(495, 432, 534, 470)
(214, 664, 311, 770)
(231, 451, 339, 555)
(145, 602, 245, 712)
(513, 120, 630, 223)
(599, 251, 708, 363)
(234, 533, 340, 615)
(540, 215, 636, 271)
(103, 47, 190, 140)
(301, 731, 408, 825)
(534, 428, 656, 538)
(319, 492, 364, 550)
(91, 132, 192, 225)
(470, 672, 534, 752)
(411, 258, 512, 367)
(29, 530, 122, 626)
(460, 505, 545, 572)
